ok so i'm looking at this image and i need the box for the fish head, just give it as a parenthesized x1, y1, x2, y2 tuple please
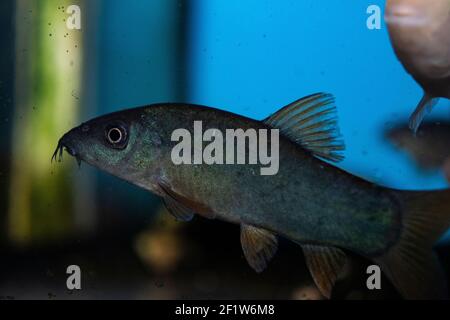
(52, 107, 163, 185)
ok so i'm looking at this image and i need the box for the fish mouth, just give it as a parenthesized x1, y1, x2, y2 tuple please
(51, 138, 82, 166)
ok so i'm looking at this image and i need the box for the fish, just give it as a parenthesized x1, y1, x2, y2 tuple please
(386, 121, 450, 181)
(53, 93, 450, 299)
(386, 121, 450, 169)
(385, 0, 450, 133)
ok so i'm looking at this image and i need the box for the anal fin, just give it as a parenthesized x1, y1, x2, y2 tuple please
(302, 244, 347, 299)
(240, 224, 278, 273)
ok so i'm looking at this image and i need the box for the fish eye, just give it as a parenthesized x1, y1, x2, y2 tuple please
(105, 123, 128, 149)
(107, 128, 122, 143)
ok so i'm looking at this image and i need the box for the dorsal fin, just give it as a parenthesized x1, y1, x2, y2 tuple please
(263, 93, 345, 162)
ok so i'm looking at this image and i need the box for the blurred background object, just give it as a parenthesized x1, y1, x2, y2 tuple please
(386, 121, 450, 171)
(134, 208, 186, 276)
(384, 0, 450, 133)
(10, 0, 90, 246)
(0, 0, 449, 299)
(386, 120, 450, 202)
(5, 0, 186, 246)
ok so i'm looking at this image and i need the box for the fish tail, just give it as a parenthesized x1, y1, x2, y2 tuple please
(409, 93, 438, 134)
(375, 189, 450, 299)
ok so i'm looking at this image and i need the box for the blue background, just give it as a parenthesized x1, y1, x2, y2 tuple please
(187, 0, 450, 189)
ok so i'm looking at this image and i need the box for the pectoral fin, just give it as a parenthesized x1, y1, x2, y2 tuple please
(302, 244, 347, 299)
(159, 182, 195, 221)
(409, 93, 439, 134)
(158, 181, 216, 221)
(240, 224, 278, 273)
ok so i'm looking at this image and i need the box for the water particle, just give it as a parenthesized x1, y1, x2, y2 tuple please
(71, 91, 79, 100)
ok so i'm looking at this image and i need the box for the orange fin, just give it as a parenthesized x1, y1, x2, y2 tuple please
(263, 93, 345, 162)
(240, 224, 278, 273)
(301, 244, 347, 299)
(375, 189, 450, 299)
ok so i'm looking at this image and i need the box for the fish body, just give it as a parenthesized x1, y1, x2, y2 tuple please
(54, 94, 450, 299)
(385, 0, 450, 132)
(149, 105, 399, 256)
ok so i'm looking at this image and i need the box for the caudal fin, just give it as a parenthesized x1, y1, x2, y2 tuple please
(375, 189, 450, 299)
(409, 94, 439, 134)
